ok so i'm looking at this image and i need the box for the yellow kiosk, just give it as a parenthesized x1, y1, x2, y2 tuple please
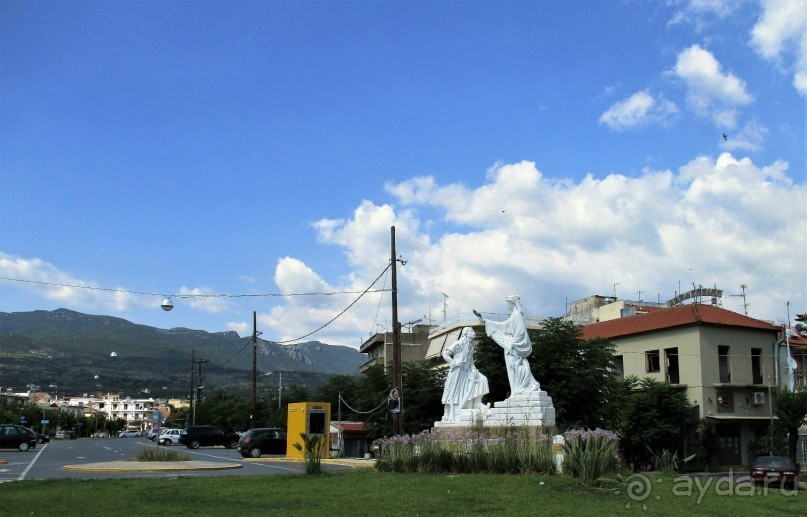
(286, 402, 331, 459)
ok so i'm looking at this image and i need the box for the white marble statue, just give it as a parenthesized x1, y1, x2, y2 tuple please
(441, 327, 489, 422)
(474, 294, 541, 398)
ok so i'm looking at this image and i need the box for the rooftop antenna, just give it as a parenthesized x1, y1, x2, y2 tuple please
(441, 293, 449, 321)
(613, 282, 620, 299)
(728, 284, 748, 315)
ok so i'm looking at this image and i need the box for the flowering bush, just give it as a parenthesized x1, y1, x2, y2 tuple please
(374, 428, 555, 475)
(561, 428, 620, 486)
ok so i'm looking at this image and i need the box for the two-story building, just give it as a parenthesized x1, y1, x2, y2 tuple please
(580, 303, 794, 469)
(359, 324, 431, 373)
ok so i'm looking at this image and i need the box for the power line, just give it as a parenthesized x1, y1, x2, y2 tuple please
(272, 264, 392, 344)
(0, 276, 389, 298)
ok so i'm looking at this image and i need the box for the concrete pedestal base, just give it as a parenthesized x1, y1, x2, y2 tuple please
(434, 390, 555, 428)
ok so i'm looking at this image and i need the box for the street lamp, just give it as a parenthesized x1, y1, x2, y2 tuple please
(161, 297, 174, 311)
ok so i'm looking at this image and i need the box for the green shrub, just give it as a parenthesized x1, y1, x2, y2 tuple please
(292, 433, 325, 475)
(134, 449, 191, 462)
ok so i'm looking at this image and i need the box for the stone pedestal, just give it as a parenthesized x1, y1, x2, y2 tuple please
(434, 390, 555, 428)
(484, 391, 555, 427)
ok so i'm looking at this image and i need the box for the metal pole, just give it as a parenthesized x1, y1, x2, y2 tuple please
(390, 226, 403, 435)
(278, 372, 282, 409)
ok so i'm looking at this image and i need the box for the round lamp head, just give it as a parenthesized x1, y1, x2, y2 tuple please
(161, 297, 174, 311)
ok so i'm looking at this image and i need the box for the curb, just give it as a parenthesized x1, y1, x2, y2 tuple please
(243, 457, 376, 468)
(63, 461, 242, 472)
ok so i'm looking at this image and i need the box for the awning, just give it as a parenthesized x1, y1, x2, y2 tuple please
(425, 328, 462, 360)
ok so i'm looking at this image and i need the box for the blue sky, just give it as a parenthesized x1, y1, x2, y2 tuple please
(1, 0, 805, 349)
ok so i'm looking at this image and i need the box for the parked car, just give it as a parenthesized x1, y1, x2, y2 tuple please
(147, 428, 163, 441)
(118, 429, 139, 438)
(157, 428, 184, 446)
(750, 456, 798, 488)
(179, 425, 240, 449)
(0, 424, 38, 451)
(238, 428, 287, 458)
(35, 432, 50, 444)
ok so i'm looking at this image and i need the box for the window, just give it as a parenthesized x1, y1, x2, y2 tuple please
(646, 350, 661, 373)
(718, 345, 731, 383)
(308, 411, 326, 435)
(613, 355, 624, 379)
(665, 347, 680, 384)
(751, 348, 763, 385)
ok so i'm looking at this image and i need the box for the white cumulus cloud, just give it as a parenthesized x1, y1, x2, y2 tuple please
(599, 90, 679, 131)
(0, 253, 137, 310)
(261, 156, 804, 347)
(671, 44, 753, 128)
(750, 0, 807, 94)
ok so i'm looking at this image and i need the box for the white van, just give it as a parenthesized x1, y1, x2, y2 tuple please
(157, 428, 184, 445)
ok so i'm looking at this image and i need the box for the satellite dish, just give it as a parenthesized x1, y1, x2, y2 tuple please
(161, 297, 174, 311)
(94, 374, 100, 380)
(787, 356, 797, 370)
(110, 352, 118, 357)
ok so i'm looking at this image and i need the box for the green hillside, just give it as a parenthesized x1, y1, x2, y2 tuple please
(0, 309, 366, 398)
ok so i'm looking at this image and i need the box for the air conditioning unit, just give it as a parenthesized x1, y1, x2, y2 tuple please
(752, 392, 766, 405)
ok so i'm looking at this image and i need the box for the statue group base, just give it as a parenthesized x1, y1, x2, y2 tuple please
(434, 390, 555, 428)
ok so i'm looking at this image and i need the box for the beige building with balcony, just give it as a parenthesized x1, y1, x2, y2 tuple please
(581, 303, 797, 469)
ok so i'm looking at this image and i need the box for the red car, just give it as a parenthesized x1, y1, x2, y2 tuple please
(750, 456, 798, 489)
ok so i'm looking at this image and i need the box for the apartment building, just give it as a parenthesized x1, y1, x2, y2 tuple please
(580, 303, 796, 469)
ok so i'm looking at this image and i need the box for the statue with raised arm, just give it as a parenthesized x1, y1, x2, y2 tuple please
(474, 294, 541, 398)
(441, 327, 489, 422)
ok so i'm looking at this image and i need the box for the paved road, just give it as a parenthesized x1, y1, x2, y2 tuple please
(0, 437, 356, 481)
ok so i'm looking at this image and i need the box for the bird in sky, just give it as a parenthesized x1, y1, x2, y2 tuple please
(722, 133, 728, 141)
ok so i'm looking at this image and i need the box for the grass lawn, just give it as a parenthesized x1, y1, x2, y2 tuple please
(1, 470, 804, 516)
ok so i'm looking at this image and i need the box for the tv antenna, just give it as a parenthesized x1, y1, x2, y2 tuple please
(728, 284, 749, 315)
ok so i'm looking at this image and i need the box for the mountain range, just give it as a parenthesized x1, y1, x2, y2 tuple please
(0, 309, 367, 399)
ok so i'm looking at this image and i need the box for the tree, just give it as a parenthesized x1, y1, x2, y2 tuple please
(314, 374, 362, 422)
(613, 377, 694, 467)
(773, 388, 807, 465)
(399, 361, 446, 434)
(473, 317, 619, 430)
(531, 318, 618, 429)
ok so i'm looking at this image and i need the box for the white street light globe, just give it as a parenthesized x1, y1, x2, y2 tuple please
(161, 297, 174, 311)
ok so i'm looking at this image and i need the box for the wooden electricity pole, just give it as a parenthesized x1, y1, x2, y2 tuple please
(391, 226, 403, 435)
(251, 311, 257, 429)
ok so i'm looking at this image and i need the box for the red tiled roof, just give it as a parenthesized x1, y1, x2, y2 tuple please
(581, 303, 781, 340)
(787, 329, 807, 350)
(332, 421, 365, 433)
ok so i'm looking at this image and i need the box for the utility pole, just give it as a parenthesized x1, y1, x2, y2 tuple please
(189, 349, 195, 426)
(390, 226, 403, 435)
(278, 372, 283, 409)
(196, 359, 209, 404)
(251, 311, 257, 429)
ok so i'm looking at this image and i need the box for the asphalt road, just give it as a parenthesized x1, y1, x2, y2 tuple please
(0, 437, 352, 481)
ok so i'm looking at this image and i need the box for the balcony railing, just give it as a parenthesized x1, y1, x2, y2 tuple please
(428, 312, 545, 337)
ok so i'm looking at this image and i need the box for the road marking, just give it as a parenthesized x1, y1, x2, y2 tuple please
(18, 443, 47, 481)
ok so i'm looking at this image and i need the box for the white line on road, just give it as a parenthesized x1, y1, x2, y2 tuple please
(18, 443, 47, 481)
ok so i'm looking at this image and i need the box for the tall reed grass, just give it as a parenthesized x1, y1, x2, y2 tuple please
(561, 428, 620, 486)
(374, 427, 556, 475)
